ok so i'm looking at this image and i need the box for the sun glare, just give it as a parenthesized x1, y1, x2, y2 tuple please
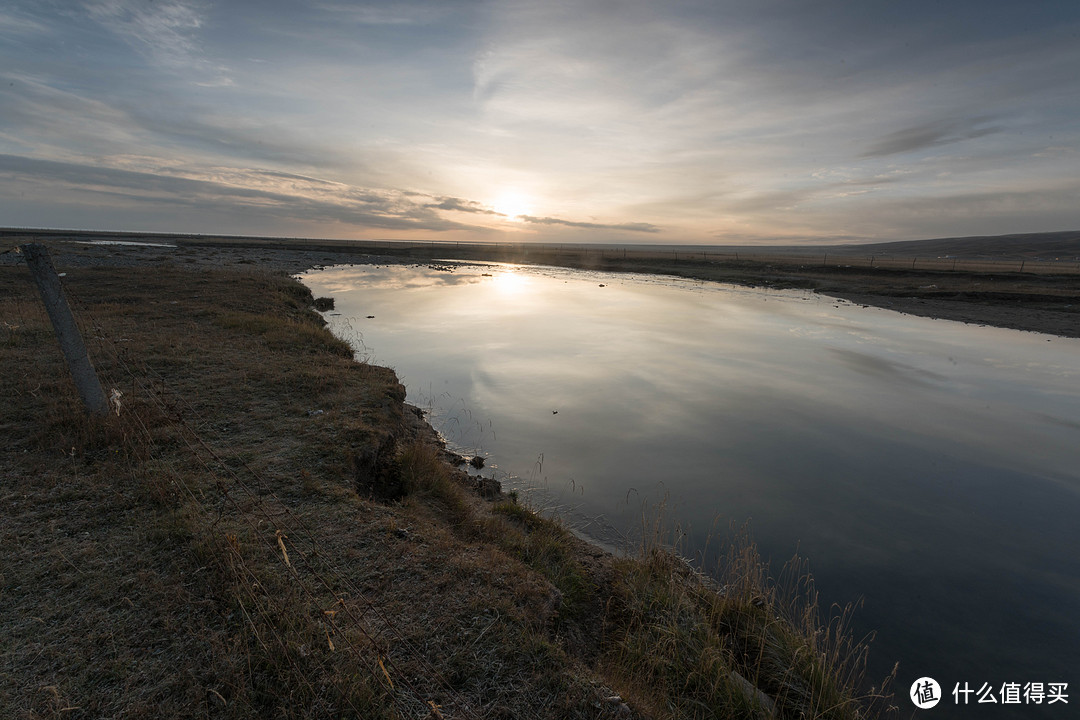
(491, 269, 530, 295)
(492, 191, 533, 221)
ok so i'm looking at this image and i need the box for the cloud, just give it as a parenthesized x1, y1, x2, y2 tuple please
(0, 9, 48, 35)
(86, 0, 231, 84)
(128, 107, 345, 167)
(426, 196, 502, 215)
(863, 182, 1080, 236)
(518, 215, 659, 233)
(862, 117, 1004, 158)
(723, 179, 1080, 243)
(88, 0, 203, 57)
(315, 1, 455, 26)
(0, 72, 344, 169)
(0, 153, 488, 233)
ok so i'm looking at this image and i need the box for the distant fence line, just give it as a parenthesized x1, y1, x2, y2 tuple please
(5, 228, 1079, 275)
(175, 236, 1080, 276)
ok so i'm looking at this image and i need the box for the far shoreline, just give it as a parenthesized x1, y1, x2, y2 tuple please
(3, 229, 1079, 338)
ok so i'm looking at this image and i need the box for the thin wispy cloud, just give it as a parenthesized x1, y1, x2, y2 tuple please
(87, 0, 231, 85)
(519, 216, 660, 233)
(426, 197, 503, 215)
(0, 153, 490, 233)
(316, 1, 454, 26)
(862, 118, 1004, 158)
(0, 9, 48, 35)
(87, 0, 203, 58)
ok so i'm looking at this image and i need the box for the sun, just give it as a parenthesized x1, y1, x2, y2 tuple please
(491, 190, 533, 221)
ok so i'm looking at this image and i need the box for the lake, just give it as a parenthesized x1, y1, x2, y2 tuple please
(301, 261, 1079, 717)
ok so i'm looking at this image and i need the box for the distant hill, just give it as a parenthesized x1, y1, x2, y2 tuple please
(829, 231, 1080, 259)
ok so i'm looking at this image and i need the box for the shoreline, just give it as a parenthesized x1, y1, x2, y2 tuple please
(5, 234, 1078, 338)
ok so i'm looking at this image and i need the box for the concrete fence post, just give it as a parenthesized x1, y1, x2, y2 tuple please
(21, 244, 110, 416)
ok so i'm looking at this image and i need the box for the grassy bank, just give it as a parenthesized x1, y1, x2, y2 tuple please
(1, 255, 896, 718)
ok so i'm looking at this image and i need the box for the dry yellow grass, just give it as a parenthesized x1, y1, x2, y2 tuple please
(1, 250, 896, 719)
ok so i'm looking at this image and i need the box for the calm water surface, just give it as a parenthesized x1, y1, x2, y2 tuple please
(302, 262, 1078, 717)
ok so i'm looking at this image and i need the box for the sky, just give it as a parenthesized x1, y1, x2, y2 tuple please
(1, 0, 1078, 245)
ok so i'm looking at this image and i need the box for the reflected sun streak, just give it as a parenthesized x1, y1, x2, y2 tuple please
(491, 271, 531, 295)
